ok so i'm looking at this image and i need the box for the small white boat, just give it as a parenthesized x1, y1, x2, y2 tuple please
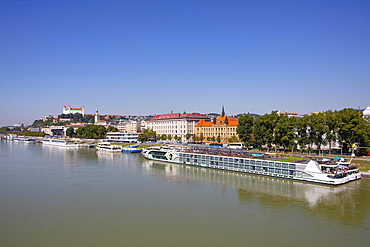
(13, 137, 24, 142)
(122, 145, 142, 153)
(42, 139, 79, 147)
(13, 137, 36, 144)
(96, 142, 122, 153)
(24, 138, 37, 144)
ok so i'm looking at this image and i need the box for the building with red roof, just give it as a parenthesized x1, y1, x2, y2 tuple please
(195, 106, 239, 143)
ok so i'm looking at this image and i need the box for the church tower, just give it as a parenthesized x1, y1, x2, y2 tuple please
(221, 105, 225, 117)
(94, 107, 100, 124)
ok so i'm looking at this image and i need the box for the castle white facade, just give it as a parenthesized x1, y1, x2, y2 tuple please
(63, 106, 85, 116)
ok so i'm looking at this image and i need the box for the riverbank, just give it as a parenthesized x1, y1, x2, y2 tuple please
(361, 172, 370, 178)
(4, 137, 370, 176)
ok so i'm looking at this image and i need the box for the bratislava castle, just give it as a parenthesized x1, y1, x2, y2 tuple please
(63, 106, 85, 116)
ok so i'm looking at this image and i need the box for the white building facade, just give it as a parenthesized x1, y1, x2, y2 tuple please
(106, 132, 139, 143)
(63, 106, 85, 115)
(145, 112, 210, 142)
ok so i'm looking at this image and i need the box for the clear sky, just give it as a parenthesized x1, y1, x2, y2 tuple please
(1, 0, 369, 126)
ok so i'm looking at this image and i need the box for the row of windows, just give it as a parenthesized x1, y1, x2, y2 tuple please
(179, 154, 297, 170)
(153, 125, 188, 129)
(179, 157, 297, 176)
(199, 133, 236, 137)
(196, 127, 237, 132)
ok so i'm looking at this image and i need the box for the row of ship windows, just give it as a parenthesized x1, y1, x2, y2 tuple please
(179, 158, 301, 176)
(179, 154, 296, 169)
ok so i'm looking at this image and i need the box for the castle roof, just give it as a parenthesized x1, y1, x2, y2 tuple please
(63, 106, 84, 111)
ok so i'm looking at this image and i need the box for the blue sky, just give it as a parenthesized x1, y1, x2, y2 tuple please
(1, 0, 369, 126)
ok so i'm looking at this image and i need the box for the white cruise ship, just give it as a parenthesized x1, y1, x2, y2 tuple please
(142, 146, 361, 186)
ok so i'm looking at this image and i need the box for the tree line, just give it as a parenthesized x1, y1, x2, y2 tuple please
(66, 125, 118, 139)
(137, 129, 184, 143)
(237, 108, 370, 155)
(31, 113, 94, 127)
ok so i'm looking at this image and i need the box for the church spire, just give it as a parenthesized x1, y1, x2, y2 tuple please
(94, 106, 100, 124)
(221, 105, 225, 117)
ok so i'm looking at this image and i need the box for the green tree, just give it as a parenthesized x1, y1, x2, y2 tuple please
(294, 117, 310, 154)
(66, 127, 76, 137)
(228, 135, 239, 143)
(138, 128, 157, 142)
(193, 135, 199, 142)
(31, 119, 53, 127)
(323, 110, 339, 155)
(185, 133, 192, 142)
(274, 115, 297, 152)
(310, 113, 329, 155)
(336, 108, 369, 155)
(217, 134, 221, 143)
(107, 126, 118, 132)
(76, 125, 107, 139)
(199, 132, 204, 142)
(253, 111, 279, 151)
(236, 114, 254, 147)
(0, 127, 10, 131)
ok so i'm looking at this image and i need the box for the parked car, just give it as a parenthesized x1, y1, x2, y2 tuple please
(207, 143, 223, 148)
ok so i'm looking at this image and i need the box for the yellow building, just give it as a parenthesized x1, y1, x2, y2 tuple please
(195, 107, 239, 143)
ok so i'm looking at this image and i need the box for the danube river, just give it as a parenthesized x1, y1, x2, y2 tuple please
(1, 141, 370, 247)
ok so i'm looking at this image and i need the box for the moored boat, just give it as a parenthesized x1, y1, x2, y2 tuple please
(141, 146, 361, 185)
(13, 137, 25, 142)
(122, 145, 142, 153)
(24, 138, 37, 144)
(42, 139, 79, 147)
(96, 142, 122, 153)
(13, 137, 37, 144)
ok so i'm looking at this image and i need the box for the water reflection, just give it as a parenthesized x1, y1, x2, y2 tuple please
(141, 159, 370, 224)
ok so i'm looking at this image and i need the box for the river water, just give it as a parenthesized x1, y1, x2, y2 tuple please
(1, 141, 369, 247)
